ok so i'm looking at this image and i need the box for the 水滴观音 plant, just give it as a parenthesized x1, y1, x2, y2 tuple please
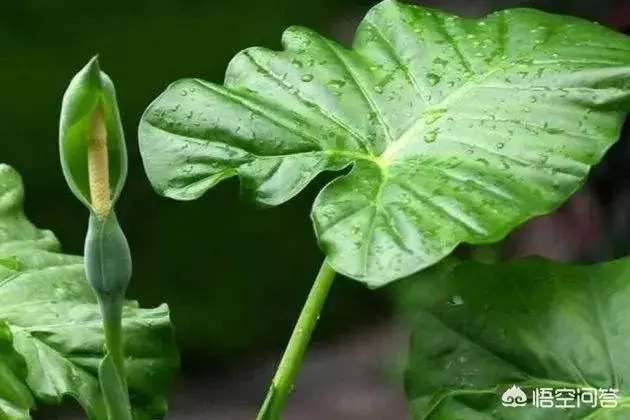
(57, 57, 179, 419)
(137, 0, 630, 418)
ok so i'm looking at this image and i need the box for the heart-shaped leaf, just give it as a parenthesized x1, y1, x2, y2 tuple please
(399, 257, 630, 419)
(0, 164, 178, 419)
(139, 0, 630, 286)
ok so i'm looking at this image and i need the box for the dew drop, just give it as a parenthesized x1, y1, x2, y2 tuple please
(424, 129, 438, 143)
(448, 295, 464, 306)
(424, 107, 446, 125)
(427, 73, 441, 86)
(301, 74, 314, 82)
(328, 79, 346, 89)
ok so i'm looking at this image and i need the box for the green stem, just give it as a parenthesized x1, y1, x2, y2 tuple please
(98, 297, 132, 420)
(257, 259, 337, 420)
(99, 298, 127, 385)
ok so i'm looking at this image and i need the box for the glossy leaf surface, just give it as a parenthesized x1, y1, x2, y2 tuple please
(0, 165, 178, 419)
(139, 0, 630, 286)
(401, 257, 630, 418)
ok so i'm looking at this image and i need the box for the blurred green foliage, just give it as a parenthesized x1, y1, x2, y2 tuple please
(0, 0, 388, 370)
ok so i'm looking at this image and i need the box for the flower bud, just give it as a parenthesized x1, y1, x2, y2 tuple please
(59, 56, 127, 216)
(84, 211, 132, 300)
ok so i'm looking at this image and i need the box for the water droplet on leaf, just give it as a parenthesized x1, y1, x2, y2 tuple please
(448, 295, 464, 306)
(427, 73, 441, 86)
(424, 107, 446, 125)
(424, 129, 438, 143)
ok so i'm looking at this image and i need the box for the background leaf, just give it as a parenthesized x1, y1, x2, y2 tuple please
(139, 0, 630, 287)
(0, 321, 34, 420)
(0, 164, 178, 419)
(399, 256, 630, 419)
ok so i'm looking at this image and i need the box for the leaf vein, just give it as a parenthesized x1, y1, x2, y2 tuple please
(317, 37, 396, 144)
(363, 20, 431, 105)
(241, 52, 373, 152)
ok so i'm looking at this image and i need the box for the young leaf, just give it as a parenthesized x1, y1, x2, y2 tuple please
(0, 322, 33, 420)
(0, 165, 178, 419)
(139, 0, 630, 287)
(399, 257, 630, 418)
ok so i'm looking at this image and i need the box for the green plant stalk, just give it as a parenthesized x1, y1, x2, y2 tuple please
(84, 103, 132, 420)
(257, 260, 336, 419)
(99, 297, 127, 387)
(97, 297, 133, 420)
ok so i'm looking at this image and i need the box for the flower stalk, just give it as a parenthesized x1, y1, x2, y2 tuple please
(59, 57, 133, 420)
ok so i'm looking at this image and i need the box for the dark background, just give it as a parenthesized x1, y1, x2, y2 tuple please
(0, 0, 390, 367)
(1, 0, 629, 418)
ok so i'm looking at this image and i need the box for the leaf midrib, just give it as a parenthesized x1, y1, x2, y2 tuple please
(374, 14, 567, 167)
(376, 65, 504, 167)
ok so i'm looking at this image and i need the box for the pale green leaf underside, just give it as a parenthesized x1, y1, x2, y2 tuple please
(400, 257, 630, 419)
(139, 0, 630, 286)
(0, 165, 177, 419)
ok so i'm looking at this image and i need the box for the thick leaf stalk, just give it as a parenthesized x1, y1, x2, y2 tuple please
(257, 260, 336, 419)
(59, 56, 132, 420)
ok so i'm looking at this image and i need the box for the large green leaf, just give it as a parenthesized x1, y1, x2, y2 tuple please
(0, 164, 178, 419)
(0, 321, 33, 420)
(139, 0, 630, 286)
(399, 257, 630, 419)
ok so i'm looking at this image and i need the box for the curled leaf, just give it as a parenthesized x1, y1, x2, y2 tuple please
(0, 321, 33, 420)
(0, 164, 177, 419)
